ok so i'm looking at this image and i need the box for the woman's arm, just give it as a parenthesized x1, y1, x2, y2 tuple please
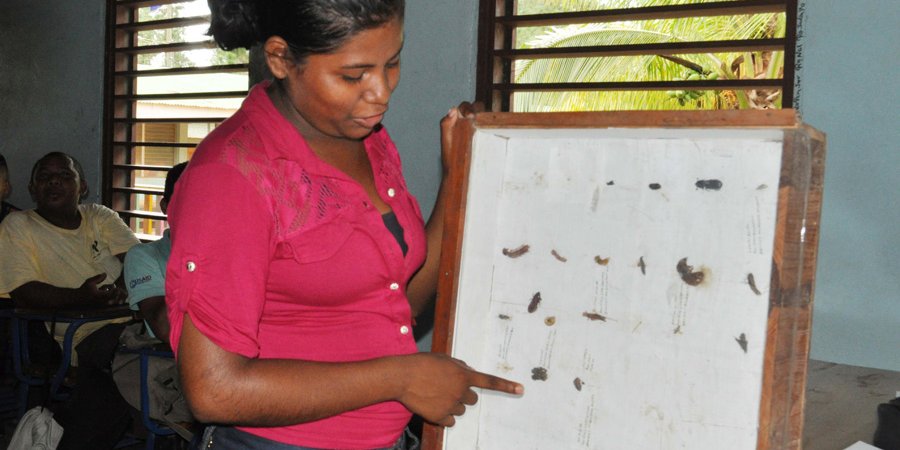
(178, 312, 522, 427)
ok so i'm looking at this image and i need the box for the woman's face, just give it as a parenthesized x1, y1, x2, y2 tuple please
(276, 18, 404, 142)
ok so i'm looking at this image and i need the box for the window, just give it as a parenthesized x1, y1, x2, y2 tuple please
(477, 0, 797, 112)
(104, 0, 249, 239)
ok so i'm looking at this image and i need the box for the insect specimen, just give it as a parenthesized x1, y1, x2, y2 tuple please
(594, 256, 610, 266)
(503, 244, 530, 258)
(498, 314, 511, 320)
(531, 367, 548, 381)
(695, 179, 723, 190)
(747, 273, 762, 295)
(735, 333, 748, 353)
(649, 183, 662, 190)
(527, 292, 542, 313)
(551, 249, 568, 262)
(544, 316, 556, 326)
(638, 256, 646, 275)
(676, 257, 704, 286)
(582, 312, 606, 322)
(573, 378, 583, 391)
(606, 180, 615, 186)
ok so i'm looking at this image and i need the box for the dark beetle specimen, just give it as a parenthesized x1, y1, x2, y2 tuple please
(735, 333, 748, 353)
(527, 292, 542, 313)
(574, 377, 583, 391)
(582, 312, 606, 322)
(498, 314, 511, 320)
(503, 244, 530, 258)
(695, 179, 723, 190)
(606, 180, 615, 186)
(676, 258, 704, 286)
(594, 255, 610, 266)
(531, 367, 548, 381)
(551, 249, 568, 262)
(747, 273, 762, 295)
(638, 256, 646, 275)
(649, 183, 662, 190)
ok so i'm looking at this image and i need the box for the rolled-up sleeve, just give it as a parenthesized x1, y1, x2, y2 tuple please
(165, 161, 273, 358)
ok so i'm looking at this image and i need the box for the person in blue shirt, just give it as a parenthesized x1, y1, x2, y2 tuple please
(123, 162, 188, 343)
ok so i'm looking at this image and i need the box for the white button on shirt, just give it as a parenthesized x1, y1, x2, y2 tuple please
(186, 261, 196, 272)
(387, 188, 396, 198)
(389, 282, 400, 290)
(400, 325, 410, 335)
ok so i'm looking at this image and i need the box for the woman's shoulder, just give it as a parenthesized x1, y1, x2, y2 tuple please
(192, 82, 287, 166)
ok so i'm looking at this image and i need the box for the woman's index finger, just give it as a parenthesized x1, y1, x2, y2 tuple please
(470, 370, 524, 396)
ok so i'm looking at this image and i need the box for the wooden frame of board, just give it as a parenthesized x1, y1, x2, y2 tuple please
(422, 109, 825, 450)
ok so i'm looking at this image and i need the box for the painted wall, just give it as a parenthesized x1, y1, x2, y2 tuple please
(0, 1, 896, 371)
(0, 1, 107, 206)
(794, 0, 900, 371)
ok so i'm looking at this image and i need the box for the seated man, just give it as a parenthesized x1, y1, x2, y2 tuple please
(123, 162, 188, 345)
(0, 152, 138, 360)
(0, 152, 139, 450)
(0, 152, 20, 223)
(115, 162, 193, 432)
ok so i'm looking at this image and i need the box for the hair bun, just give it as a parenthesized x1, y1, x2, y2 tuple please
(208, 0, 263, 50)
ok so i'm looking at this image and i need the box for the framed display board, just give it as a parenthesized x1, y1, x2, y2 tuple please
(423, 110, 825, 450)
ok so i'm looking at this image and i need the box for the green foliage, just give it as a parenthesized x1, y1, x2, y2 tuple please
(512, 0, 785, 112)
(210, 48, 249, 66)
(136, 5, 194, 68)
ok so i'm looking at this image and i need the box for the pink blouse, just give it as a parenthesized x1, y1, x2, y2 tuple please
(165, 81, 426, 448)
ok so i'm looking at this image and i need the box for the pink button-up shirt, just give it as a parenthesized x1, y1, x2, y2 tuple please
(165, 81, 427, 448)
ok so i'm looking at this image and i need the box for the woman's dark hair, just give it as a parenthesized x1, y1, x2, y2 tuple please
(208, 0, 405, 62)
(30, 152, 89, 201)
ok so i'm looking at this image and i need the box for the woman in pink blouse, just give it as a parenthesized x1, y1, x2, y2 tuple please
(164, 1, 522, 449)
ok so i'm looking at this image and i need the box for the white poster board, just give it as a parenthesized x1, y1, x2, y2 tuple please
(444, 127, 785, 450)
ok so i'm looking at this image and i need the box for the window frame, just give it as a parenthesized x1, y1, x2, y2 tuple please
(103, 0, 249, 239)
(476, 0, 799, 112)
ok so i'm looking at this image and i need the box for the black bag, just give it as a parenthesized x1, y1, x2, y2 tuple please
(873, 397, 900, 450)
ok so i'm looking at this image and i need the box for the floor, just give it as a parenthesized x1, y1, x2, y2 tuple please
(803, 360, 900, 450)
(0, 359, 897, 449)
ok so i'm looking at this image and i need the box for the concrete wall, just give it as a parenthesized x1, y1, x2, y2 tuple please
(794, 0, 900, 371)
(0, 1, 107, 205)
(1, 1, 897, 371)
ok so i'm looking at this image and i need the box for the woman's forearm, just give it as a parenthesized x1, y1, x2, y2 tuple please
(177, 313, 523, 427)
(178, 313, 408, 426)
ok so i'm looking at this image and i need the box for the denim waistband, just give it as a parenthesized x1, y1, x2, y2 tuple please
(198, 425, 420, 450)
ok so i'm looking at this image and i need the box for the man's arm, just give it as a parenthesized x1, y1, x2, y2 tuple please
(10, 274, 120, 310)
(137, 296, 169, 344)
(123, 243, 168, 342)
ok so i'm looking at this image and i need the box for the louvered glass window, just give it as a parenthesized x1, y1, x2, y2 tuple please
(477, 0, 797, 112)
(104, 0, 249, 239)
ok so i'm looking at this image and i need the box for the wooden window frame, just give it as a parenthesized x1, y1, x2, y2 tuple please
(103, 0, 249, 239)
(476, 0, 798, 112)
